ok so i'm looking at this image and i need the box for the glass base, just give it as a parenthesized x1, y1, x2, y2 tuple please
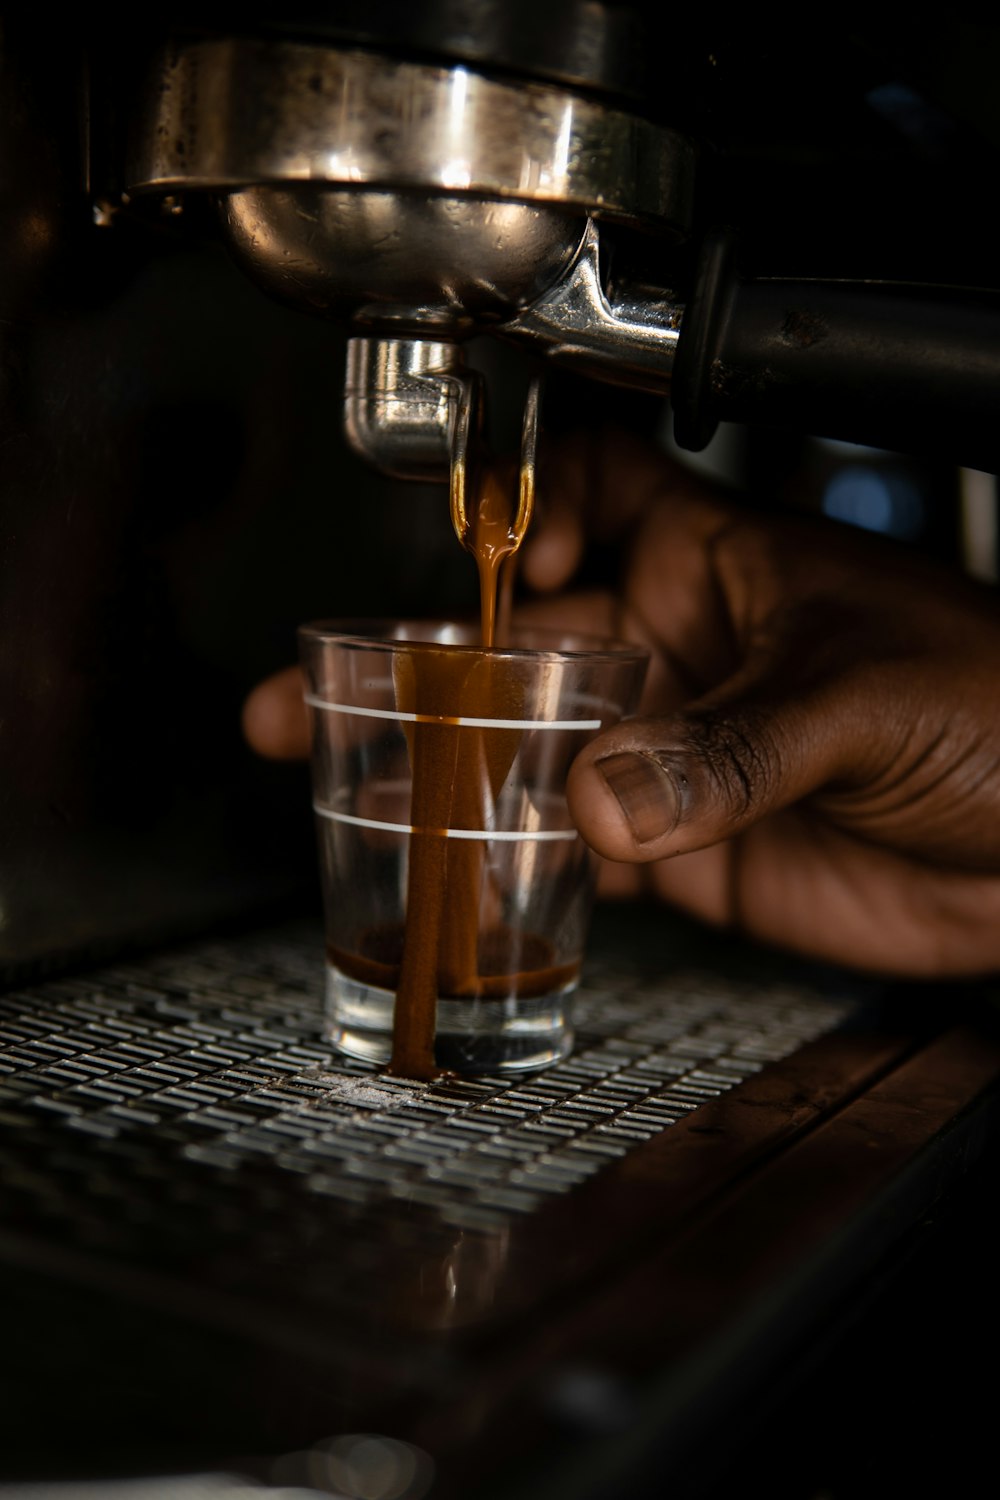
(326, 965, 575, 1075)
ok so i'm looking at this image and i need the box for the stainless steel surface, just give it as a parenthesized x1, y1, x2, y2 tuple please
(344, 338, 468, 480)
(450, 371, 540, 557)
(221, 186, 586, 331)
(128, 39, 694, 232)
(337, 216, 688, 479)
(503, 219, 684, 390)
(127, 38, 696, 466)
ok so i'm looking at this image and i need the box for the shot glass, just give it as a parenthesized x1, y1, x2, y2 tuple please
(299, 620, 649, 1076)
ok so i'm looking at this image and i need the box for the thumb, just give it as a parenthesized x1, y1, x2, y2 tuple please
(568, 685, 847, 863)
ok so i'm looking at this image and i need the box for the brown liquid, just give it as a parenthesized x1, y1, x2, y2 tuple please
(382, 469, 538, 1079)
(329, 929, 578, 1001)
(469, 465, 517, 650)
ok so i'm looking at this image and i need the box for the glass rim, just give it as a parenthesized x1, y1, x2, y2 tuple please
(298, 618, 651, 666)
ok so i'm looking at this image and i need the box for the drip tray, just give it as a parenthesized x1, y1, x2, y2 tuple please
(0, 908, 901, 1488)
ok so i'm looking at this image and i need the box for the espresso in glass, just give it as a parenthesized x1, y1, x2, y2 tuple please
(300, 476, 648, 1075)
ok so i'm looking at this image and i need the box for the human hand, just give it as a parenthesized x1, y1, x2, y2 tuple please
(242, 428, 1000, 978)
(515, 427, 1000, 977)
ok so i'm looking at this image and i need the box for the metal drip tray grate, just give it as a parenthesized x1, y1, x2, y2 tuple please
(0, 920, 855, 1250)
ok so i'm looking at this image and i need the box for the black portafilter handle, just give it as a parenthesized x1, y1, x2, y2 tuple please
(671, 231, 1000, 472)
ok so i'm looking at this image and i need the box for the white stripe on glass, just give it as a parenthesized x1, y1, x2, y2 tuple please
(304, 694, 600, 731)
(313, 804, 579, 842)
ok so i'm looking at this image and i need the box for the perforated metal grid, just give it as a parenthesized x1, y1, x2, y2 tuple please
(0, 921, 854, 1254)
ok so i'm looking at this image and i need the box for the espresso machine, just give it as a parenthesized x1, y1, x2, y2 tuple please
(123, 8, 1000, 479)
(3, 11, 1000, 1499)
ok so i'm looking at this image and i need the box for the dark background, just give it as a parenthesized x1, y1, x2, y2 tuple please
(2, 11, 1000, 1499)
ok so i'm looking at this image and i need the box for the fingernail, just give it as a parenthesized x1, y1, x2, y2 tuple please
(596, 752, 680, 846)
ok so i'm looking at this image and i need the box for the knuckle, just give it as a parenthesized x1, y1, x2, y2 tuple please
(682, 710, 780, 822)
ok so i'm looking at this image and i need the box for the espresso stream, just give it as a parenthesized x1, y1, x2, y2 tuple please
(335, 470, 575, 1078)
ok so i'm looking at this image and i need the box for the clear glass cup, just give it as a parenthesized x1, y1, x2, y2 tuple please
(299, 620, 649, 1076)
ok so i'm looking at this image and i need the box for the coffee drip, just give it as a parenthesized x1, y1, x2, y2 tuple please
(382, 382, 551, 1078)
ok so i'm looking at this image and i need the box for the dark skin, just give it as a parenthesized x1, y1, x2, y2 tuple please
(243, 429, 1000, 979)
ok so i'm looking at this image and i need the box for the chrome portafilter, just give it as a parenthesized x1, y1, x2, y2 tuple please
(126, 36, 695, 480)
